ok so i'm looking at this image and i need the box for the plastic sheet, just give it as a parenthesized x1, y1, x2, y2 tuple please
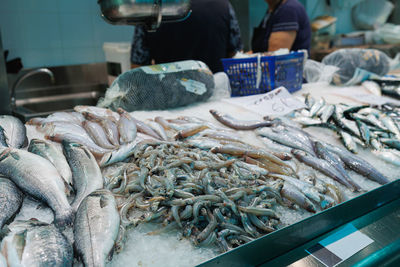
(97, 60, 215, 112)
(322, 49, 390, 85)
(352, 0, 394, 30)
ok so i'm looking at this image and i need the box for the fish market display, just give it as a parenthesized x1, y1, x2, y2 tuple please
(1, 220, 73, 267)
(0, 97, 397, 267)
(74, 189, 120, 267)
(0, 115, 27, 148)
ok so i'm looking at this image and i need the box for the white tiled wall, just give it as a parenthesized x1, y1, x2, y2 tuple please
(0, 0, 134, 68)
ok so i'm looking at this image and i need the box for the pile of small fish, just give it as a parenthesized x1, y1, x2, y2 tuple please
(210, 109, 390, 189)
(0, 114, 121, 266)
(104, 140, 342, 253)
(289, 94, 400, 166)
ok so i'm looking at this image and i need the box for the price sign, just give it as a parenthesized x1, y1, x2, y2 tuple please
(224, 87, 306, 116)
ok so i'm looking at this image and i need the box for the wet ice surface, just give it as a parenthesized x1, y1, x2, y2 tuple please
(109, 224, 217, 267)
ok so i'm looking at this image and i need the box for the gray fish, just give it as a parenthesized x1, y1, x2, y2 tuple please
(98, 136, 144, 167)
(62, 141, 103, 212)
(0, 177, 23, 229)
(28, 139, 73, 187)
(292, 149, 358, 190)
(324, 143, 390, 185)
(74, 190, 120, 267)
(339, 130, 358, 153)
(280, 181, 317, 213)
(117, 112, 137, 144)
(256, 127, 315, 155)
(0, 147, 73, 227)
(1, 220, 73, 267)
(82, 120, 115, 149)
(314, 141, 362, 192)
(0, 115, 27, 148)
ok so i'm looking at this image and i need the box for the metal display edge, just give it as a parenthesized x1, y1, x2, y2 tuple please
(197, 179, 400, 267)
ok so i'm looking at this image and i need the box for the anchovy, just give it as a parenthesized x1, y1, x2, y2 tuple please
(209, 109, 273, 130)
(28, 138, 73, 187)
(0, 177, 23, 229)
(0, 147, 73, 227)
(304, 93, 315, 109)
(0, 115, 27, 148)
(339, 130, 358, 153)
(324, 143, 390, 185)
(74, 190, 120, 267)
(355, 119, 371, 146)
(1, 220, 73, 266)
(62, 141, 103, 212)
(314, 141, 361, 191)
(342, 105, 370, 120)
(319, 104, 335, 122)
(381, 139, 400, 150)
(292, 149, 358, 190)
(82, 120, 115, 149)
(381, 114, 400, 137)
(309, 98, 325, 117)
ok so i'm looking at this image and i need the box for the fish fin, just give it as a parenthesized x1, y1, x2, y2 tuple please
(12, 229, 27, 261)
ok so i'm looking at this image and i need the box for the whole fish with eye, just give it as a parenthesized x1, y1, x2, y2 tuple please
(62, 141, 104, 212)
(0, 147, 73, 227)
(1, 220, 73, 267)
(74, 190, 120, 267)
(28, 138, 73, 187)
(292, 149, 360, 191)
(0, 176, 23, 229)
(0, 115, 27, 148)
(209, 109, 274, 130)
(324, 143, 390, 185)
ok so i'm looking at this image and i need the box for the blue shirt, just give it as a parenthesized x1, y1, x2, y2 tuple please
(254, 0, 311, 53)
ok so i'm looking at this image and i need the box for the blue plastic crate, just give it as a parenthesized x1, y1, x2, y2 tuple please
(221, 51, 304, 97)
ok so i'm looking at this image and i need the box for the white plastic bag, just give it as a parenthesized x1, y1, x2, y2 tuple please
(303, 59, 339, 84)
(352, 0, 394, 30)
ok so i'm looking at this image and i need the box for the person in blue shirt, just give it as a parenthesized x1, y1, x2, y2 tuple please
(131, 0, 243, 73)
(251, 0, 311, 53)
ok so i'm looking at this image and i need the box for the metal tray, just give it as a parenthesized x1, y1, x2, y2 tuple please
(198, 180, 400, 267)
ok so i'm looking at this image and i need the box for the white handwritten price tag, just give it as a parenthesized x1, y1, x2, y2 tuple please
(224, 87, 306, 116)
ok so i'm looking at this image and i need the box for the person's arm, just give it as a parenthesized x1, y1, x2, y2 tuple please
(131, 26, 151, 68)
(268, 31, 296, 51)
(268, 6, 299, 51)
(227, 3, 243, 57)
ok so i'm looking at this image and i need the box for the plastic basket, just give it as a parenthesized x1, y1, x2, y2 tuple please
(221, 51, 305, 97)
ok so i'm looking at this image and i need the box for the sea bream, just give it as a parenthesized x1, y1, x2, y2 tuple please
(28, 138, 73, 187)
(62, 141, 104, 212)
(0, 147, 73, 227)
(0, 115, 27, 148)
(74, 190, 120, 267)
(0, 176, 23, 229)
(1, 220, 73, 267)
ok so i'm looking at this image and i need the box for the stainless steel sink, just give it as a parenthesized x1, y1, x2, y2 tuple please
(8, 63, 108, 122)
